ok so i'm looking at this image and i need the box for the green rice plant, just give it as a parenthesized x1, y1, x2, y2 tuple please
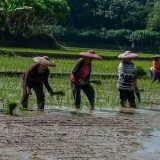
(134, 66, 147, 77)
(0, 56, 152, 76)
(0, 50, 15, 57)
(0, 71, 159, 110)
(0, 46, 155, 57)
(4, 100, 17, 115)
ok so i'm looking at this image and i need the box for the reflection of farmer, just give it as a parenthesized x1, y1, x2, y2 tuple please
(117, 51, 138, 108)
(151, 55, 160, 82)
(21, 56, 56, 109)
(70, 50, 102, 112)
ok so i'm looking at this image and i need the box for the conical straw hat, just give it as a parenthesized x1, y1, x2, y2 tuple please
(79, 50, 102, 59)
(33, 56, 56, 67)
(118, 51, 138, 58)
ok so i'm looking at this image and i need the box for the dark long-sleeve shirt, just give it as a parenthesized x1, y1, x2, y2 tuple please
(70, 58, 91, 83)
(23, 63, 52, 91)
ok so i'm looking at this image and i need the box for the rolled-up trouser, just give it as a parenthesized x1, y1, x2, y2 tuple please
(21, 81, 45, 109)
(71, 81, 95, 109)
(118, 89, 136, 108)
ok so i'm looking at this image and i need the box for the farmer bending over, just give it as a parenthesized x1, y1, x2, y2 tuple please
(70, 50, 102, 112)
(117, 51, 138, 108)
(21, 56, 56, 109)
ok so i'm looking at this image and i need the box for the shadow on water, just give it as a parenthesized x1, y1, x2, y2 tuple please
(129, 128, 160, 160)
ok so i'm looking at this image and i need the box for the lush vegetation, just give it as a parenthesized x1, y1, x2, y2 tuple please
(65, 0, 155, 30)
(0, 75, 159, 110)
(55, 0, 160, 50)
(0, 0, 160, 50)
(0, 47, 155, 57)
(0, 56, 152, 75)
(0, 0, 160, 110)
(0, 0, 69, 37)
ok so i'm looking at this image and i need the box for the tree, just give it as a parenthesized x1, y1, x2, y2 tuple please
(94, 0, 153, 30)
(65, 0, 155, 30)
(127, 30, 160, 48)
(147, 0, 160, 31)
(0, 0, 70, 37)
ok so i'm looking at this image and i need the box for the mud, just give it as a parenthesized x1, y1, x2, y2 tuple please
(0, 106, 160, 160)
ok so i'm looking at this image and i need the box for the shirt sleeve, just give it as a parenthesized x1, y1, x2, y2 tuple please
(43, 69, 53, 92)
(72, 59, 84, 81)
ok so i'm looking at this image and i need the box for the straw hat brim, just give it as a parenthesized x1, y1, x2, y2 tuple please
(152, 55, 160, 58)
(118, 52, 138, 58)
(33, 57, 56, 67)
(79, 52, 102, 59)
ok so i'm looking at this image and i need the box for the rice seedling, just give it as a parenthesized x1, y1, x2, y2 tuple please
(0, 74, 159, 110)
(0, 46, 155, 57)
(0, 56, 152, 76)
(0, 51, 158, 110)
(4, 100, 17, 115)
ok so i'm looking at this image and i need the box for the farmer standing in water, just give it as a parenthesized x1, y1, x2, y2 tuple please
(117, 51, 138, 112)
(70, 50, 102, 113)
(21, 56, 56, 109)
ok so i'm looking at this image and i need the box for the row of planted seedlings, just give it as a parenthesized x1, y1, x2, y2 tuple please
(0, 56, 152, 74)
(0, 74, 160, 111)
(0, 55, 159, 111)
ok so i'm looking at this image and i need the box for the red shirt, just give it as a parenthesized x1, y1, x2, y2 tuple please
(70, 58, 91, 83)
(153, 60, 160, 72)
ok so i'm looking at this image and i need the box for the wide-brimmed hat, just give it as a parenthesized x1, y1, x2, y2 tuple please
(33, 56, 56, 67)
(118, 51, 138, 59)
(152, 54, 160, 58)
(79, 50, 102, 59)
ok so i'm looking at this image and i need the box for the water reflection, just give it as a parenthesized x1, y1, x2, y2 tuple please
(130, 128, 160, 159)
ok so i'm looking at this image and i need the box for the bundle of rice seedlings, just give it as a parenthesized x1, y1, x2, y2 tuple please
(4, 101, 17, 115)
(134, 66, 147, 77)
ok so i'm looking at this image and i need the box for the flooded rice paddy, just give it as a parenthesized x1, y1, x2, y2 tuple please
(0, 101, 160, 160)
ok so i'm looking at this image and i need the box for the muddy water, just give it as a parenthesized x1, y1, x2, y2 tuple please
(0, 105, 160, 160)
(129, 128, 160, 160)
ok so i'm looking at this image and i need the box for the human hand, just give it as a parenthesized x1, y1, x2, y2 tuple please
(49, 90, 54, 96)
(26, 87, 32, 95)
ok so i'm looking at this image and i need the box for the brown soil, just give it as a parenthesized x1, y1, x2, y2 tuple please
(0, 107, 160, 160)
